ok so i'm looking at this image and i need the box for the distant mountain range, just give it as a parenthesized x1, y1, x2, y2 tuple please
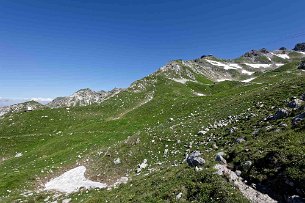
(1, 42, 305, 117)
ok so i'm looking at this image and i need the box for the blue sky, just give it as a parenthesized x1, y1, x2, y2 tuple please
(0, 0, 305, 102)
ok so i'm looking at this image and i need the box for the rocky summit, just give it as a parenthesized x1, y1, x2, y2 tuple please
(0, 43, 305, 203)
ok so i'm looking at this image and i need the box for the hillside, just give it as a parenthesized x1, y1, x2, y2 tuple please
(0, 44, 305, 202)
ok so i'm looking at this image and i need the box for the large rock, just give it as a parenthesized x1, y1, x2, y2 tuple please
(273, 108, 290, 120)
(215, 152, 227, 165)
(293, 43, 305, 52)
(288, 98, 303, 109)
(186, 151, 205, 167)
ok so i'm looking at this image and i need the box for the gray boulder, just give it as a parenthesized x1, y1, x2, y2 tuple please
(236, 137, 246, 143)
(273, 108, 290, 120)
(215, 152, 227, 165)
(288, 98, 303, 109)
(186, 151, 205, 167)
(278, 122, 288, 128)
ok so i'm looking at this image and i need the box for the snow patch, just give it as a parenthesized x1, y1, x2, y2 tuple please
(241, 77, 256, 83)
(241, 70, 255, 75)
(171, 78, 192, 84)
(271, 52, 289, 59)
(244, 63, 272, 69)
(44, 166, 107, 193)
(217, 78, 233, 82)
(206, 60, 241, 70)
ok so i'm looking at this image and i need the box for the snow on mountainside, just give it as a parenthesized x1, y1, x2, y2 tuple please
(129, 46, 305, 92)
(47, 88, 124, 108)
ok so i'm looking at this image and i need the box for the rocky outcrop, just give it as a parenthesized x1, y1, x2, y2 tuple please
(214, 164, 277, 203)
(293, 43, 305, 52)
(47, 88, 123, 108)
(0, 101, 45, 117)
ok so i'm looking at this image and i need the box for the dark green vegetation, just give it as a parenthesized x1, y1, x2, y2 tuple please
(0, 58, 305, 202)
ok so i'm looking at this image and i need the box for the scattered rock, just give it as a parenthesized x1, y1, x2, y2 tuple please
(236, 137, 245, 143)
(136, 159, 148, 173)
(15, 152, 23, 158)
(186, 151, 205, 167)
(215, 152, 227, 165)
(113, 158, 121, 165)
(265, 125, 273, 131)
(278, 122, 288, 128)
(229, 127, 238, 134)
(163, 149, 169, 157)
(292, 112, 305, 127)
(273, 108, 290, 120)
(176, 192, 183, 200)
(197, 130, 207, 136)
(288, 98, 303, 109)
(212, 143, 218, 149)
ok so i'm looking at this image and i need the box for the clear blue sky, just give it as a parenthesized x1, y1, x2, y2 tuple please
(1, 0, 305, 100)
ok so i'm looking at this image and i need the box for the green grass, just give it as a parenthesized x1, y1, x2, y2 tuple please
(0, 60, 304, 202)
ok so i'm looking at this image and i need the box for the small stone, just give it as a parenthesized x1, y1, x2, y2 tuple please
(176, 192, 183, 200)
(113, 158, 121, 165)
(235, 137, 245, 143)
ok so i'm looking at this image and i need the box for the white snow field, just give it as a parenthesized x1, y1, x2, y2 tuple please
(44, 166, 107, 193)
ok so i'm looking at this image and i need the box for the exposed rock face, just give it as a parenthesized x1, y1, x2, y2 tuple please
(186, 151, 205, 167)
(47, 88, 123, 108)
(0, 101, 45, 117)
(293, 43, 305, 52)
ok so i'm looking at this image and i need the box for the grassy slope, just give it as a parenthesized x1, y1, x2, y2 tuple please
(0, 61, 304, 202)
